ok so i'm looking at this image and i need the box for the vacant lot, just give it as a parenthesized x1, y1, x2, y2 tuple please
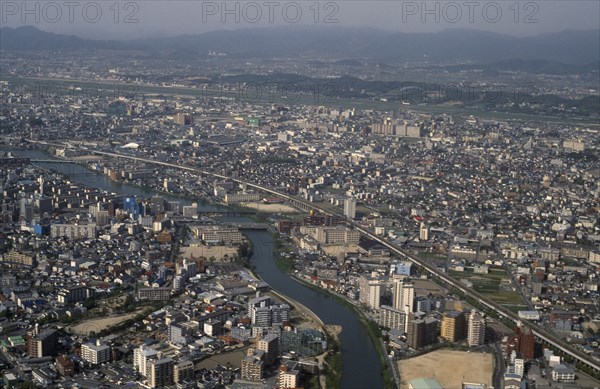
(70, 312, 140, 335)
(398, 349, 493, 389)
(449, 269, 524, 306)
(196, 347, 249, 370)
(412, 279, 446, 297)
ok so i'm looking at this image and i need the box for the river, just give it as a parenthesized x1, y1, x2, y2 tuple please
(5, 147, 384, 388)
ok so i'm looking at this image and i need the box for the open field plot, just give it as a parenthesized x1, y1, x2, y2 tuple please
(398, 349, 494, 389)
(449, 269, 525, 306)
(70, 312, 141, 335)
(195, 347, 249, 370)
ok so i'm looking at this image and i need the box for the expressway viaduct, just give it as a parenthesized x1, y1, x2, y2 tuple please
(26, 140, 600, 374)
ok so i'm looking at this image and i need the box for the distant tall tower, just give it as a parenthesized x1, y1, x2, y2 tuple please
(344, 198, 356, 219)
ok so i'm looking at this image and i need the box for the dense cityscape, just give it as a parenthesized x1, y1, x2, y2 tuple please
(0, 4, 599, 389)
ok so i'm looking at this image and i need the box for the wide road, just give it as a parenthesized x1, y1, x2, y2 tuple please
(26, 139, 600, 374)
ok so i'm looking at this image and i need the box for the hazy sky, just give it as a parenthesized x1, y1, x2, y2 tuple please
(1, 0, 599, 39)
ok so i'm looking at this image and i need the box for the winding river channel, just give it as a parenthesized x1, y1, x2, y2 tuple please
(6, 147, 383, 388)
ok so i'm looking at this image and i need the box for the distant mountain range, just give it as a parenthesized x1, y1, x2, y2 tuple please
(1, 25, 599, 66)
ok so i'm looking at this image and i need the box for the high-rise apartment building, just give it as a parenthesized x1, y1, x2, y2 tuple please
(81, 340, 111, 365)
(344, 198, 356, 219)
(148, 357, 175, 388)
(359, 272, 382, 309)
(392, 279, 415, 312)
(467, 310, 486, 347)
(440, 311, 466, 342)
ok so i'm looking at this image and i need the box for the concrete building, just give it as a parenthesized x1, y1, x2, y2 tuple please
(241, 350, 265, 381)
(192, 225, 244, 245)
(406, 315, 437, 349)
(81, 340, 111, 365)
(133, 345, 159, 376)
(204, 319, 223, 337)
(344, 198, 356, 219)
(50, 223, 97, 239)
(57, 285, 94, 304)
(440, 311, 466, 342)
(467, 310, 486, 347)
(224, 193, 261, 204)
(359, 272, 382, 310)
(300, 225, 360, 244)
(378, 305, 406, 330)
(148, 357, 175, 388)
(137, 287, 171, 301)
(276, 365, 299, 389)
(551, 364, 575, 383)
(26, 328, 58, 358)
(174, 360, 194, 384)
(2, 250, 35, 267)
(419, 222, 429, 241)
(257, 333, 279, 366)
(248, 295, 289, 327)
(392, 279, 415, 312)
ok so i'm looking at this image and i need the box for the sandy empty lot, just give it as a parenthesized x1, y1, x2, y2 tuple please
(70, 312, 140, 335)
(398, 349, 493, 388)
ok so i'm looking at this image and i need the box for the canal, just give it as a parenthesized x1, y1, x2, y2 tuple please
(6, 147, 384, 388)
